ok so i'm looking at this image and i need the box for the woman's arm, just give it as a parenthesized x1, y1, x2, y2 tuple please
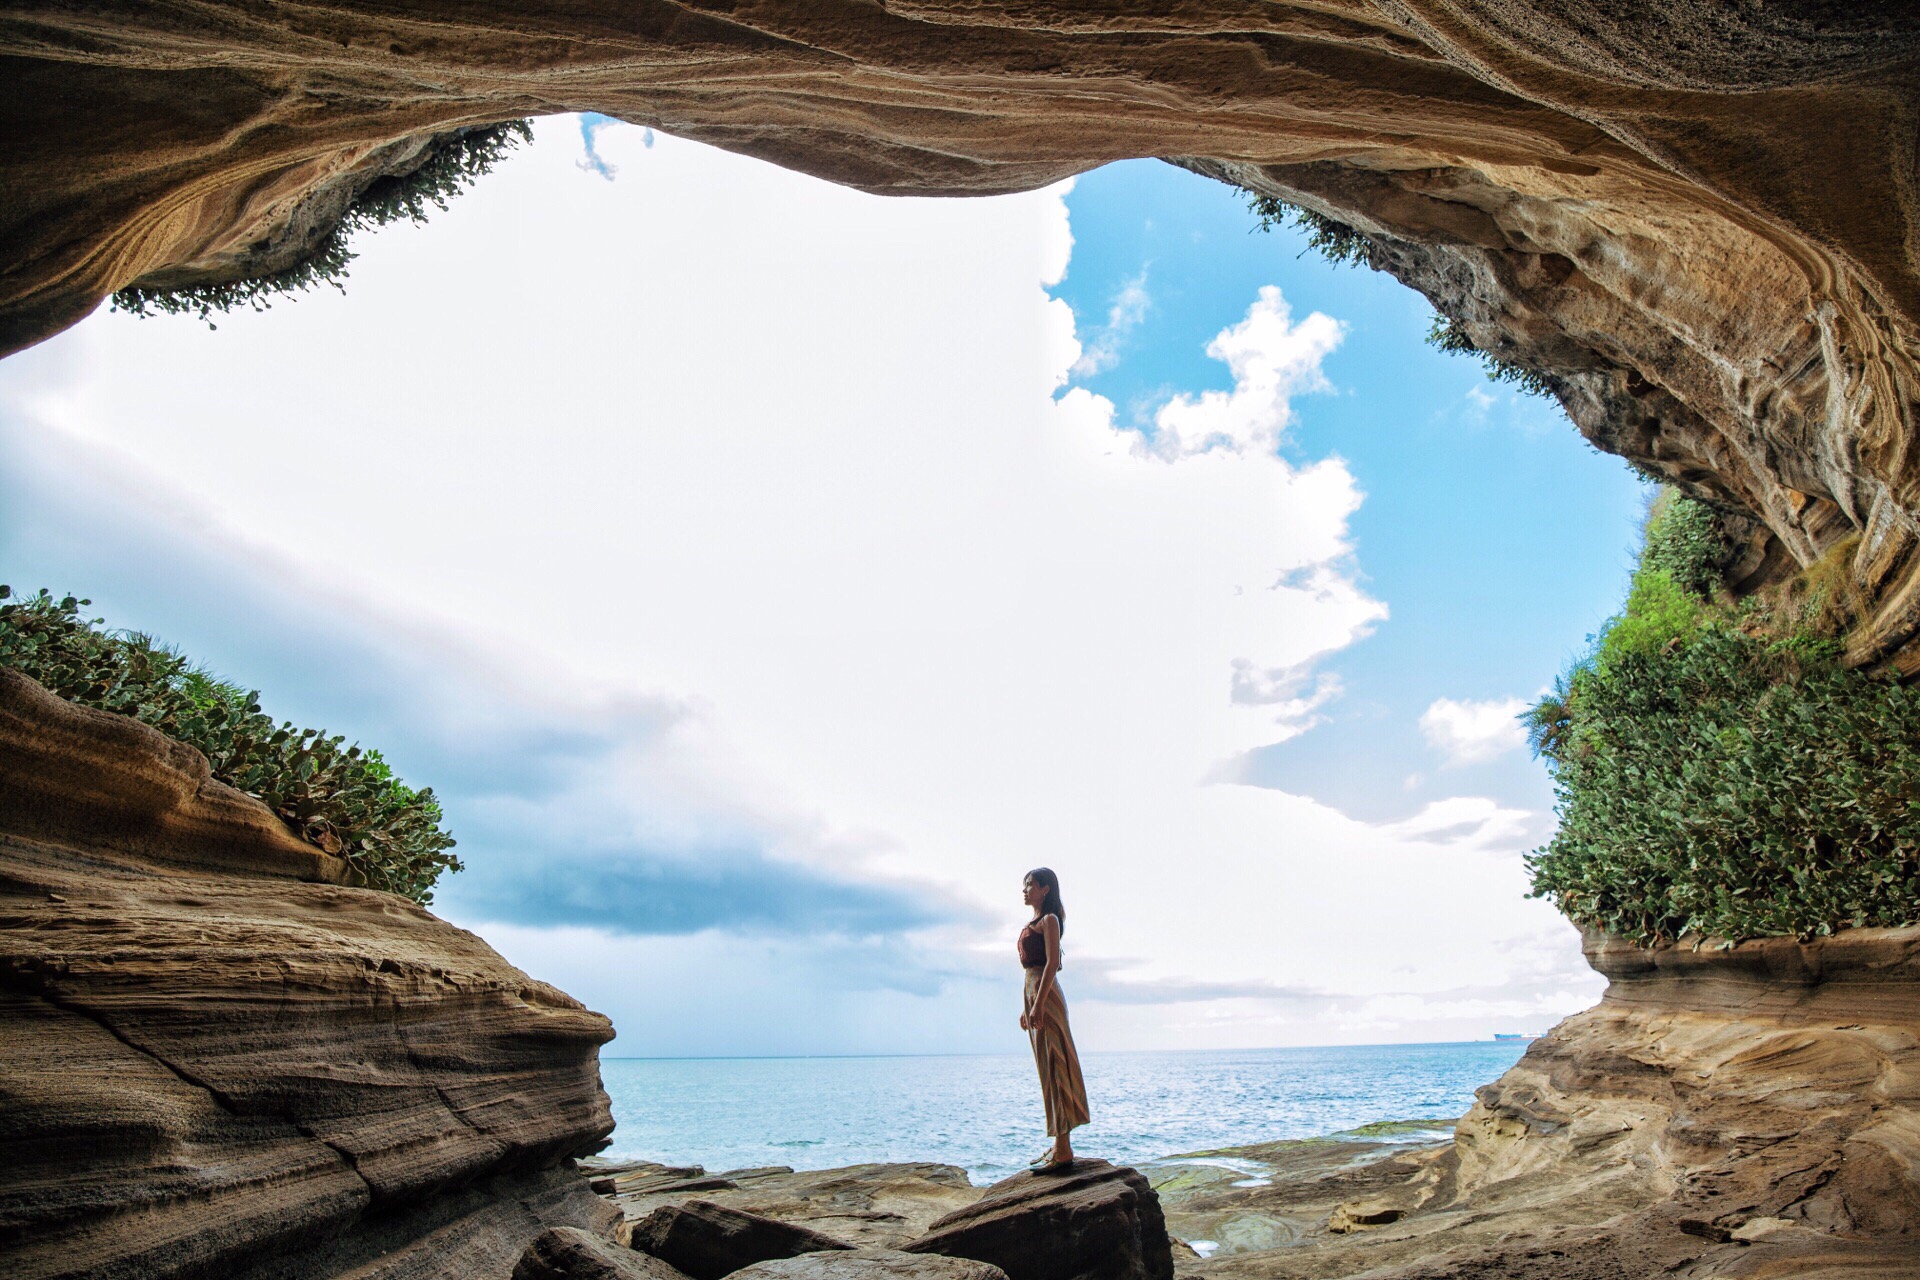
(1026, 915, 1063, 1027)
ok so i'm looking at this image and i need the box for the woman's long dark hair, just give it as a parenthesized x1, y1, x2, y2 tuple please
(1026, 866, 1065, 933)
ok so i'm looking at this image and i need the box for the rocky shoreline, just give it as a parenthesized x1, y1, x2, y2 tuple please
(578, 1120, 1464, 1271)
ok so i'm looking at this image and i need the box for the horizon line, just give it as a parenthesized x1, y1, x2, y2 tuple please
(599, 1037, 1538, 1062)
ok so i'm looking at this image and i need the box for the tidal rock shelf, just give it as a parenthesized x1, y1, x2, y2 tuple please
(586, 1159, 1173, 1280)
(583, 1162, 985, 1253)
(1170, 929, 1920, 1278)
(0, 668, 619, 1280)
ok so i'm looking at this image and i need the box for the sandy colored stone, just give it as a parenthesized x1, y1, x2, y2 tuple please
(631, 1200, 854, 1280)
(598, 1163, 984, 1252)
(514, 1226, 692, 1280)
(0, 666, 352, 883)
(0, 670, 618, 1280)
(1172, 927, 1920, 1278)
(1324, 1195, 1409, 1234)
(731, 1249, 1008, 1280)
(904, 1158, 1174, 1280)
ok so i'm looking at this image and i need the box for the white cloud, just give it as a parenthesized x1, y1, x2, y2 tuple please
(1143, 285, 1343, 459)
(0, 118, 1594, 1051)
(1420, 696, 1531, 766)
(1069, 268, 1150, 377)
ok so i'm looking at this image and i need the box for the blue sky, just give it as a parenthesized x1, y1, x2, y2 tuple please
(0, 118, 1644, 1054)
(1050, 160, 1645, 824)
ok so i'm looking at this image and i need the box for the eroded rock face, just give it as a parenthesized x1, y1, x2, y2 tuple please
(592, 1161, 984, 1252)
(0, 670, 619, 1280)
(904, 1160, 1175, 1280)
(631, 1201, 856, 1280)
(515, 1226, 692, 1280)
(1182, 926, 1920, 1278)
(732, 1249, 1009, 1280)
(1, 4, 1918, 663)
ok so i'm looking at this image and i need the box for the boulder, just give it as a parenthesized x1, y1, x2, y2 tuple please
(515, 1227, 691, 1280)
(731, 1249, 1007, 1279)
(597, 1162, 981, 1252)
(902, 1160, 1173, 1280)
(632, 1201, 854, 1280)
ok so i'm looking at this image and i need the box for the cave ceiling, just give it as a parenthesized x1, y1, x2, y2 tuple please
(2, 1, 1917, 663)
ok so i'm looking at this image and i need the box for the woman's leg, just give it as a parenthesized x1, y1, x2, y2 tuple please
(1033, 980, 1088, 1167)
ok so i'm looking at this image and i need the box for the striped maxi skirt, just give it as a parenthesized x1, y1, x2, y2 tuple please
(1025, 968, 1091, 1136)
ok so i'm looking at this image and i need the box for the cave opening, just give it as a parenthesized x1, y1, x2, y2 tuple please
(4, 6, 1919, 1276)
(0, 115, 1645, 1067)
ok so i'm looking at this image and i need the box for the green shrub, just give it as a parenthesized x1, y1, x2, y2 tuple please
(1524, 492, 1920, 943)
(1241, 189, 1558, 399)
(1425, 313, 1555, 399)
(0, 586, 459, 902)
(1640, 488, 1731, 598)
(1247, 194, 1372, 268)
(112, 121, 532, 326)
(1593, 570, 1704, 673)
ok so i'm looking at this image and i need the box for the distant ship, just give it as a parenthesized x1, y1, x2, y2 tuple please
(1493, 1032, 1539, 1041)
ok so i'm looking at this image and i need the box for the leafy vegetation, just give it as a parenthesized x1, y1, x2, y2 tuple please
(1244, 191, 1555, 397)
(111, 121, 533, 327)
(1247, 194, 1373, 268)
(1636, 486, 1734, 597)
(1424, 313, 1555, 399)
(1524, 493, 1920, 944)
(0, 586, 459, 902)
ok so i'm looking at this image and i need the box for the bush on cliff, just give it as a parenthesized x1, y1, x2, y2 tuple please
(1248, 194, 1372, 268)
(111, 121, 532, 326)
(1524, 492, 1920, 944)
(1244, 191, 1555, 397)
(0, 586, 460, 902)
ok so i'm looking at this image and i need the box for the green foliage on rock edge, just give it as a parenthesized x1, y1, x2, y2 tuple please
(1248, 193, 1373, 269)
(1245, 192, 1554, 398)
(111, 121, 533, 327)
(1524, 493, 1920, 945)
(0, 586, 460, 903)
(1423, 313, 1556, 400)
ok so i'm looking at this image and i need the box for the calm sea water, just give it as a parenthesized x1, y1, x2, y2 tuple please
(599, 1042, 1528, 1183)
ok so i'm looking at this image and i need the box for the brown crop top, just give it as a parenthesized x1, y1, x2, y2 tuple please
(1018, 917, 1054, 969)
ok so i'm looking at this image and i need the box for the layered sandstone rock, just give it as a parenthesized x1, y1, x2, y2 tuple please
(0, 669, 619, 1280)
(1, 4, 1918, 664)
(515, 1226, 693, 1280)
(594, 1160, 1175, 1280)
(1172, 926, 1920, 1278)
(594, 1161, 984, 1251)
(903, 1160, 1176, 1280)
(630, 1201, 855, 1279)
(732, 1250, 1009, 1280)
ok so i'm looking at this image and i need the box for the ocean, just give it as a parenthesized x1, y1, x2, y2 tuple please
(598, 1041, 1530, 1183)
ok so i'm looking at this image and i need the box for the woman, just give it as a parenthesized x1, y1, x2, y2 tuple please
(1018, 867, 1089, 1171)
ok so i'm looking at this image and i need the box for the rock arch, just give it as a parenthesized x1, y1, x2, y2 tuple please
(5, 3, 1917, 662)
